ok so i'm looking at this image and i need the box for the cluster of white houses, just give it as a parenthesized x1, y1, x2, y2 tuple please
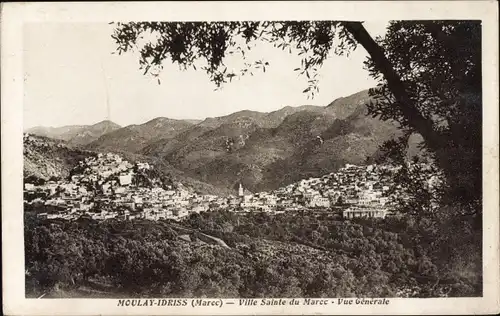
(24, 152, 442, 221)
(25, 153, 213, 221)
(266, 164, 405, 218)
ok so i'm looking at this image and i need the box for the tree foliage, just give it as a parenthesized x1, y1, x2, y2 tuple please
(104, 21, 483, 299)
(365, 21, 482, 211)
(25, 211, 480, 298)
(112, 20, 482, 215)
(111, 21, 357, 98)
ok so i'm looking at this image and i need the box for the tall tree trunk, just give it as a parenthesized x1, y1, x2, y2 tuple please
(343, 22, 446, 153)
(344, 22, 484, 207)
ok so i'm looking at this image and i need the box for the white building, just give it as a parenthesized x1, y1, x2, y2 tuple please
(307, 196, 330, 208)
(133, 196, 143, 204)
(119, 174, 132, 186)
(102, 183, 111, 194)
(343, 206, 388, 219)
(137, 162, 150, 170)
(114, 187, 126, 194)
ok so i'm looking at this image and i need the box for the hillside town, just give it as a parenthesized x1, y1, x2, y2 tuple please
(24, 150, 440, 221)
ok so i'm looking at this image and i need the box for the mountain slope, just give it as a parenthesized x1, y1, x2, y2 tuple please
(324, 89, 373, 119)
(45, 89, 410, 194)
(23, 134, 96, 182)
(86, 117, 195, 154)
(23, 133, 231, 196)
(141, 105, 327, 159)
(68, 120, 122, 146)
(26, 120, 122, 146)
(26, 125, 86, 140)
(140, 89, 403, 193)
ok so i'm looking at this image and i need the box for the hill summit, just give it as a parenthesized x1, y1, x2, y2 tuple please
(26, 89, 423, 194)
(26, 120, 122, 146)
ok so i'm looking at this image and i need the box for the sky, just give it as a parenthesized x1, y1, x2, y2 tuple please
(23, 21, 389, 129)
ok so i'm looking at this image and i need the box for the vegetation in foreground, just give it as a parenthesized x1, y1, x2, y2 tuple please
(25, 209, 481, 299)
(24, 20, 483, 300)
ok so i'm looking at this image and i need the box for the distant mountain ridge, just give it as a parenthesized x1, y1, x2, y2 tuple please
(86, 117, 197, 154)
(26, 89, 423, 194)
(23, 133, 232, 196)
(26, 120, 121, 146)
(138, 89, 411, 193)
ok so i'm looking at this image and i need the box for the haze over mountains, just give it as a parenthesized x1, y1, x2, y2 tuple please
(26, 89, 422, 194)
(26, 120, 122, 147)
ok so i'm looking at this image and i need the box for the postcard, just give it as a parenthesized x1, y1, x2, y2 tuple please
(1, 1, 499, 315)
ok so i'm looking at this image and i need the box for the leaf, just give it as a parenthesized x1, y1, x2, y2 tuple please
(293, 68, 300, 71)
(157, 78, 161, 85)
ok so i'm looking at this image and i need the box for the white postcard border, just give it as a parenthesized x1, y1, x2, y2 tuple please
(2, 1, 499, 315)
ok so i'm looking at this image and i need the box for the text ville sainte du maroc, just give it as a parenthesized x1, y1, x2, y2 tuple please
(240, 298, 390, 306)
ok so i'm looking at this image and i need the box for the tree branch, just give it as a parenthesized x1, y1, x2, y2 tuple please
(343, 22, 446, 151)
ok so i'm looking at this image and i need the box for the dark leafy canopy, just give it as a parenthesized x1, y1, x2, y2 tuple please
(111, 21, 357, 97)
(112, 20, 482, 212)
(365, 21, 482, 211)
(25, 211, 481, 298)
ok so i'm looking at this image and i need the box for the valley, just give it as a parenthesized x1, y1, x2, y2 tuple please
(26, 89, 421, 194)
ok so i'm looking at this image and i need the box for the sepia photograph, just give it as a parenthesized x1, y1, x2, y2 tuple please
(2, 1, 499, 315)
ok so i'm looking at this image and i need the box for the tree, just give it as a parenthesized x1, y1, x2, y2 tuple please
(111, 20, 481, 213)
(365, 21, 482, 212)
(363, 22, 484, 287)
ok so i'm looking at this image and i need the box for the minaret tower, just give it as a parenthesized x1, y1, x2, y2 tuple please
(238, 183, 244, 197)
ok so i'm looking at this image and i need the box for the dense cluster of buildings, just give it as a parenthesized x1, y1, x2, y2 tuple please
(270, 164, 400, 218)
(24, 151, 440, 222)
(202, 164, 400, 218)
(24, 153, 213, 221)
